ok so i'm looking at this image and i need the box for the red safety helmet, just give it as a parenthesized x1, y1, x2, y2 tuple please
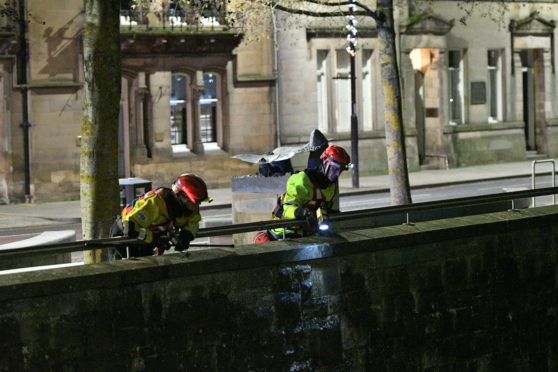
(320, 145, 351, 182)
(320, 145, 351, 168)
(172, 173, 212, 204)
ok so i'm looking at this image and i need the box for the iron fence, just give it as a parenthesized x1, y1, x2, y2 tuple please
(120, 1, 230, 32)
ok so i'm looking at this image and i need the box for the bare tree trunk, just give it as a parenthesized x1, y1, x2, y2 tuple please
(377, 0, 412, 205)
(81, 0, 121, 263)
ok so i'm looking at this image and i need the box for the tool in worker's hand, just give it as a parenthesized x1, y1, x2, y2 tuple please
(317, 207, 329, 232)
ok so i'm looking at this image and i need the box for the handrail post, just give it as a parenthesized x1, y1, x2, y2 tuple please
(531, 159, 556, 207)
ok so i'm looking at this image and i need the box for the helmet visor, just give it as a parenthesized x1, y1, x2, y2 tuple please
(329, 160, 351, 170)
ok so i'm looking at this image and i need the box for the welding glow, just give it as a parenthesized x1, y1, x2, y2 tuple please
(319, 224, 329, 231)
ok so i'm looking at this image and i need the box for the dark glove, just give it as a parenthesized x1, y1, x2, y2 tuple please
(154, 235, 170, 255)
(175, 230, 194, 252)
(295, 207, 317, 226)
(122, 220, 137, 238)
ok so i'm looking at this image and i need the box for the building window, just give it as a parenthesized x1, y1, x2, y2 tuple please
(316, 48, 375, 133)
(334, 50, 351, 132)
(199, 72, 220, 143)
(170, 73, 190, 145)
(488, 49, 503, 122)
(361, 49, 374, 131)
(448, 50, 464, 124)
(170, 71, 223, 151)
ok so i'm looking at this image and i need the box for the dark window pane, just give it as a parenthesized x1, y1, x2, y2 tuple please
(449, 50, 461, 68)
(448, 50, 462, 123)
(170, 74, 188, 145)
(199, 73, 218, 143)
(488, 50, 498, 67)
(489, 69, 497, 117)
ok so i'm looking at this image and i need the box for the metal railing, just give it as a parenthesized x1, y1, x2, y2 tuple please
(119, 2, 230, 32)
(531, 159, 556, 207)
(1, 186, 558, 260)
(197, 186, 558, 237)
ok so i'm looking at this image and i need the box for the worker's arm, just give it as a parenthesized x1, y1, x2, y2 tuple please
(174, 212, 201, 251)
(175, 212, 200, 237)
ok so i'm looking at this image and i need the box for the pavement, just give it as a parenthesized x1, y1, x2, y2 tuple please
(0, 159, 552, 233)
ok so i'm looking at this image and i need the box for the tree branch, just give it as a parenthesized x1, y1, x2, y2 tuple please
(270, 1, 378, 21)
(302, 0, 378, 19)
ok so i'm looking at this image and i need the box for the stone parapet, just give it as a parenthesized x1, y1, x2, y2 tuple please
(1, 206, 558, 370)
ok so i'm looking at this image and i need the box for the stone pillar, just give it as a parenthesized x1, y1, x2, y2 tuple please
(0, 73, 9, 204)
(191, 71, 204, 155)
(420, 48, 447, 168)
(544, 47, 557, 119)
(137, 74, 153, 159)
(400, 50, 416, 131)
(533, 49, 547, 153)
(132, 72, 152, 162)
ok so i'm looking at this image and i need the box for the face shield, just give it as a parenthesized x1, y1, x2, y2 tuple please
(175, 192, 195, 210)
(324, 159, 345, 182)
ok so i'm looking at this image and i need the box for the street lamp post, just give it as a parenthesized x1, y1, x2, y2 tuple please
(17, 0, 32, 202)
(346, 1, 359, 188)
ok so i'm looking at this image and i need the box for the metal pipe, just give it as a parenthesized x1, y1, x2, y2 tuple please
(348, 0, 359, 188)
(0, 237, 140, 259)
(201, 186, 558, 236)
(2, 186, 558, 259)
(531, 159, 556, 207)
(18, 0, 31, 202)
(350, 52, 359, 188)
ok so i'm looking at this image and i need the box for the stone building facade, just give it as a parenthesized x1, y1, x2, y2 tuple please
(0, 1, 557, 202)
(0, 0, 276, 202)
(275, 1, 558, 173)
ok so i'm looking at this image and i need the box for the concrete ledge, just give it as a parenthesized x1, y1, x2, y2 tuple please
(0, 262, 83, 276)
(0, 230, 75, 271)
(1, 207, 558, 370)
(0, 230, 76, 249)
(443, 121, 524, 133)
(1, 206, 558, 301)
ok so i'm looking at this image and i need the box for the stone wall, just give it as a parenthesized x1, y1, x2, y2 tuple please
(1, 206, 557, 371)
(445, 122, 527, 167)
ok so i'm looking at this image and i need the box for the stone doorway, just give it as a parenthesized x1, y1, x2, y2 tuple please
(519, 49, 545, 154)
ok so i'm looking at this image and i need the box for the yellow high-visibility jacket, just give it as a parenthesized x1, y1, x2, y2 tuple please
(271, 170, 337, 238)
(121, 187, 200, 243)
